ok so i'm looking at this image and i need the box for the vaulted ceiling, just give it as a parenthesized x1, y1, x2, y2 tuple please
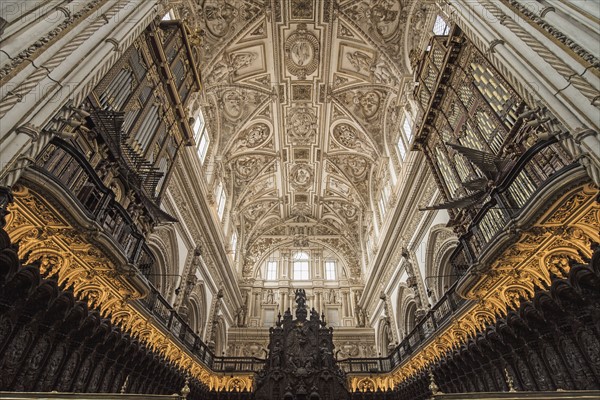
(196, 0, 433, 282)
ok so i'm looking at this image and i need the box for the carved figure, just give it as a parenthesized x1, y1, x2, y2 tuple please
(328, 289, 338, 304)
(333, 124, 361, 148)
(310, 307, 319, 321)
(221, 89, 244, 119)
(265, 289, 274, 304)
(349, 0, 402, 40)
(243, 123, 269, 147)
(356, 305, 366, 327)
(233, 155, 261, 180)
(207, 52, 256, 84)
(371, 59, 395, 85)
(346, 50, 373, 74)
(290, 40, 313, 66)
(204, 0, 237, 38)
(290, 164, 313, 189)
(355, 90, 381, 120)
(369, 1, 401, 38)
(235, 305, 247, 327)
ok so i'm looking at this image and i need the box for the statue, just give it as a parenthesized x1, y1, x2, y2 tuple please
(328, 288, 338, 304)
(265, 289, 274, 304)
(356, 306, 367, 327)
(235, 305, 247, 327)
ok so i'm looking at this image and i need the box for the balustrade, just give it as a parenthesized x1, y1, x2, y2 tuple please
(33, 139, 154, 271)
(338, 283, 468, 373)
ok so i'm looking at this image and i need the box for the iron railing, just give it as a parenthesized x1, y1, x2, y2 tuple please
(339, 138, 576, 375)
(337, 282, 467, 374)
(141, 285, 265, 372)
(32, 138, 266, 373)
(33, 138, 155, 275)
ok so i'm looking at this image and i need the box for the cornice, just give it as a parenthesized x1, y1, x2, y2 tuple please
(361, 152, 434, 309)
(168, 151, 242, 308)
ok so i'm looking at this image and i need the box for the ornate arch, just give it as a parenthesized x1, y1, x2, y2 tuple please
(377, 318, 393, 357)
(188, 284, 207, 337)
(213, 315, 227, 356)
(396, 284, 417, 340)
(425, 224, 458, 300)
(147, 226, 179, 295)
(249, 237, 355, 282)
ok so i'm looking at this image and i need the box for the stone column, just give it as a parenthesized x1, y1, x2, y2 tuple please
(280, 290, 287, 312)
(250, 290, 258, 317)
(342, 291, 350, 317)
(317, 290, 323, 313)
(350, 289, 358, 317)
(536, 2, 597, 55)
(445, 0, 599, 135)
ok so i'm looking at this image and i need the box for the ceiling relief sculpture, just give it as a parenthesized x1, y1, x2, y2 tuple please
(199, 0, 263, 52)
(330, 122, 376, 156)
(230, 154, 274, 186)
(287, 105, 318, 144)
(285, 23, 320, 79)
(342, 0, 408, 64)
(196, 0, 428, 280)
(289, 163, 314, 190)
(226, 122, 273, 154)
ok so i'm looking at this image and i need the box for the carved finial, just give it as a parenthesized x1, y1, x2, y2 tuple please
(180, 376, 191, 399)
(120, 375, 129, 394)
(504, 368, 516, 392)
(429, 369, 443, 395)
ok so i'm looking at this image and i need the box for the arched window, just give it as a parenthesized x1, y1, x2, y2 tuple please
(404, 302, 417, 336)
(215, 181, 226, 220)
(266, 261, 278, 281)
(433, 15, 450, 36)
(193, 111, 210, 163)
(324, 260, 336, 281)
(293, 251, 310, 280)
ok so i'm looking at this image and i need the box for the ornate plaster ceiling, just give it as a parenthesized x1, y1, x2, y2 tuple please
(196, 0, 433, 282)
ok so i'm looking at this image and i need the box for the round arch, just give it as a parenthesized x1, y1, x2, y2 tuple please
(425, 225, 458, 300)
(377, 318, 393, 357)
(396, 284, 417, 340)
(188, 285, 207, 337)
(213, 315, 227, 356)
(147, 226, 179, 296)
(251, 238, 354, 282)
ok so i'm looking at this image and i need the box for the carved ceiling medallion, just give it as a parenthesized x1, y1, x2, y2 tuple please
(290, 163, 314, 190)
(285, 24, 320, 79)
(287, 106, 317, 144)
(330, 154, 371, 183)
(352, 90, 383, 122)
(345, 1, 406, 41)
(332, 123, 362, 149)
(203, 0, 239, 39)
(220, 88, 247, 121)
(231, 123, 271, 152)
(232, 155, 269, 184)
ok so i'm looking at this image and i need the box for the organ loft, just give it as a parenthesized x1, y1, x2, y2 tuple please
(0, 1, 599, 399)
